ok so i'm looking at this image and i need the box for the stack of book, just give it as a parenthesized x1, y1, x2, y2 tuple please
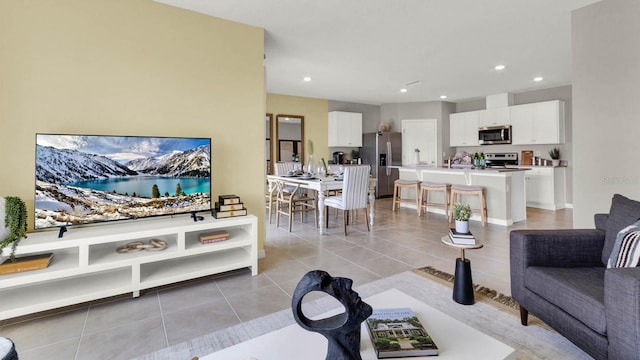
(199, 230, 230, 244)
(448, 228, 476, 245)
(212, 194, 248, 219)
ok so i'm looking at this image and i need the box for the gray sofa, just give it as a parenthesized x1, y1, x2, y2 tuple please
(510, 194, 640, 360)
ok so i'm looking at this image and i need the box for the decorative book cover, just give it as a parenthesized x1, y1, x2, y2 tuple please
(212, 208, 248, 218)
(449, 228, 474, 238)
(366, 307, 438, 358)
(215, 202, 244, 212)
(218, 195, 241, 205)
(199, 230, 230, 244)
(0, 253, 53, 275)
(448, 233, 476, 245)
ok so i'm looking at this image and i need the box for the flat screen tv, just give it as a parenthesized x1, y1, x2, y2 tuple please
(34, 134, 211, 230)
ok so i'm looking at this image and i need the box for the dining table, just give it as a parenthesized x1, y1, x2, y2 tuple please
(267, 174, 376, 234)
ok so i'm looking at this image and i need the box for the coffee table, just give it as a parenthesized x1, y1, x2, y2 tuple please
(201, 288, 515, 359)
(441, 236, 484, 305)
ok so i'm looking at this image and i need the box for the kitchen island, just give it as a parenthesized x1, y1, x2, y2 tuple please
(398, 166, 529, 226)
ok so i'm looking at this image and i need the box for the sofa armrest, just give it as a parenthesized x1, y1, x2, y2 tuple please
(510, 229, 605, 302)
(605, 268, 640, 360)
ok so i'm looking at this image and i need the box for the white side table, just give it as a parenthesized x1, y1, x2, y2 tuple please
(441, 236, 483, 305)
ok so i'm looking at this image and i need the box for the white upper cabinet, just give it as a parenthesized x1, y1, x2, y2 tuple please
(478, 107, 510, 127)
(328, 111, 363, 147)
(510, 100, 565, 145)
(449, 111, 479, 147)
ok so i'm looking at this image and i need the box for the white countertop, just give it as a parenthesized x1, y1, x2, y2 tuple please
(399, 166, 529, 173)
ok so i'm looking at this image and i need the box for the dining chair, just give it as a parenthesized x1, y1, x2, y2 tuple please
(324, 165, 371, 236)
(274, 162, 299, 175)
(265, 178, 277, 224)
(275, 180, 318, 232)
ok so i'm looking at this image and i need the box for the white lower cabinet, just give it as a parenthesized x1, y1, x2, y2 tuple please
(524, 167, 566, 210)
(0, 214, 258, 320)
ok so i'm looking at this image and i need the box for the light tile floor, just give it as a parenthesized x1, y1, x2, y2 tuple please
(0, 198, 573, 359)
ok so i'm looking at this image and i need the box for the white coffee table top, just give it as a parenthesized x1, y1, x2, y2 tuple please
(201, 288, 515, 360)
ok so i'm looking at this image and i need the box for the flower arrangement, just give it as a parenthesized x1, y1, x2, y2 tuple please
(452, 202, 472, 221)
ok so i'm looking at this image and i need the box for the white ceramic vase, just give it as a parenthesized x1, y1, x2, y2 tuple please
(0, 197, 8, 242)
(455, 220, 469, 234)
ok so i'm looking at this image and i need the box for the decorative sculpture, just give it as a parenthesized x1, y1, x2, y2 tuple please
(292, 270, 373, 360)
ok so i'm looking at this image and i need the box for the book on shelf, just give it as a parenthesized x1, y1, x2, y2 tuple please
(448, 228, 474, 238)
(366, 307, 438, 358)
(448, 233, 477, 245)
(199, 230, 230, 244)
(218, 194, 241, 205)
(215, 202, 244, 212)
(212, 208, 248, 219)
(0, 253, 53, 275)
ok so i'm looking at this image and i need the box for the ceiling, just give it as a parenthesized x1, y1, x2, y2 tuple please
(156, 0, 599, 105)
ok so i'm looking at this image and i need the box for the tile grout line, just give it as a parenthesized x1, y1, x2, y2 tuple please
(213, 279, 243, 324)
(73, 306, 90, 360)
(155, 290, 170, 349)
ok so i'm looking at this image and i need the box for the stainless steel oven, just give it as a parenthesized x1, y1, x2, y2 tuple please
(478, 125, 511, 145)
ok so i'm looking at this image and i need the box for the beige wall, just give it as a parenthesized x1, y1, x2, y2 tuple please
(266, 93, 329, 168)
(0, 1, 266, 246)
(572, 0, 640, 226)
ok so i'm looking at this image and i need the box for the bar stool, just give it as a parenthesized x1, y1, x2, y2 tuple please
(418, 182, 450, 216)
(449, 185, 487, 226)
(392, 179, 420, 213)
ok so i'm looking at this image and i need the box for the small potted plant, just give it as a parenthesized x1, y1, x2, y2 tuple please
(0, 196, 28, 262)
(452, 202, 472, 234)
(548, 147, 560, 166)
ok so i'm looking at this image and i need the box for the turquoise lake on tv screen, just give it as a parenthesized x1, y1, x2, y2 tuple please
(70, 176, 210, 198)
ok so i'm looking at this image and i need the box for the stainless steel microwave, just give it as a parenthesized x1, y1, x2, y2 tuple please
(479, 125, 511, 145)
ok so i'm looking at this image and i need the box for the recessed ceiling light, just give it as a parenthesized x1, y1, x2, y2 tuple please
(494, 64, 506, 70)
(533, 76, 543, 82)
(400, 88, 407, 93)
(303, 76, 311, 82)
(440, 95, 447, 99)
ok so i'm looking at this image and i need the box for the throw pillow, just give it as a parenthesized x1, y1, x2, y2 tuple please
(607, 220, 640, 268)
(602, 194, 640, 265)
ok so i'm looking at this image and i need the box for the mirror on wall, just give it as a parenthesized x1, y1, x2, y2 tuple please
(266, 114, 273, 174)
(275, 114, 304, 164)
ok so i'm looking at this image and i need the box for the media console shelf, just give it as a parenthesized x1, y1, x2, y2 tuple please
(0, 214, 258, 320)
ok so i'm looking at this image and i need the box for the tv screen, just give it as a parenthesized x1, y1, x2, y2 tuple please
(34, 134, 211, 230)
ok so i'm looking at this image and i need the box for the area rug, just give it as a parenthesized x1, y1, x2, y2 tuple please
(134, 271, 591, 360)
(412, 266, 554, 330)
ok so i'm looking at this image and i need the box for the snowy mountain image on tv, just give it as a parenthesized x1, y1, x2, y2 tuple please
(35, 134, 211, 230)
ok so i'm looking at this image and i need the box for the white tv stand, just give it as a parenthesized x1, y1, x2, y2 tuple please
(0, 214, 258, 320)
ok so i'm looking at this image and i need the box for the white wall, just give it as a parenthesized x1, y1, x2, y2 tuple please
(572, 0, 640, 227)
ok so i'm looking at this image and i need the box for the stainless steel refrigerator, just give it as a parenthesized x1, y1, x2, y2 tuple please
(360, 132, 402, 198)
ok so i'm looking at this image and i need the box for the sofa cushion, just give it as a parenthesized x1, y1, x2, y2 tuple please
(607, 220, 640, 268)
(525, 266, 606, 335)
(603, 194, 640, 265)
